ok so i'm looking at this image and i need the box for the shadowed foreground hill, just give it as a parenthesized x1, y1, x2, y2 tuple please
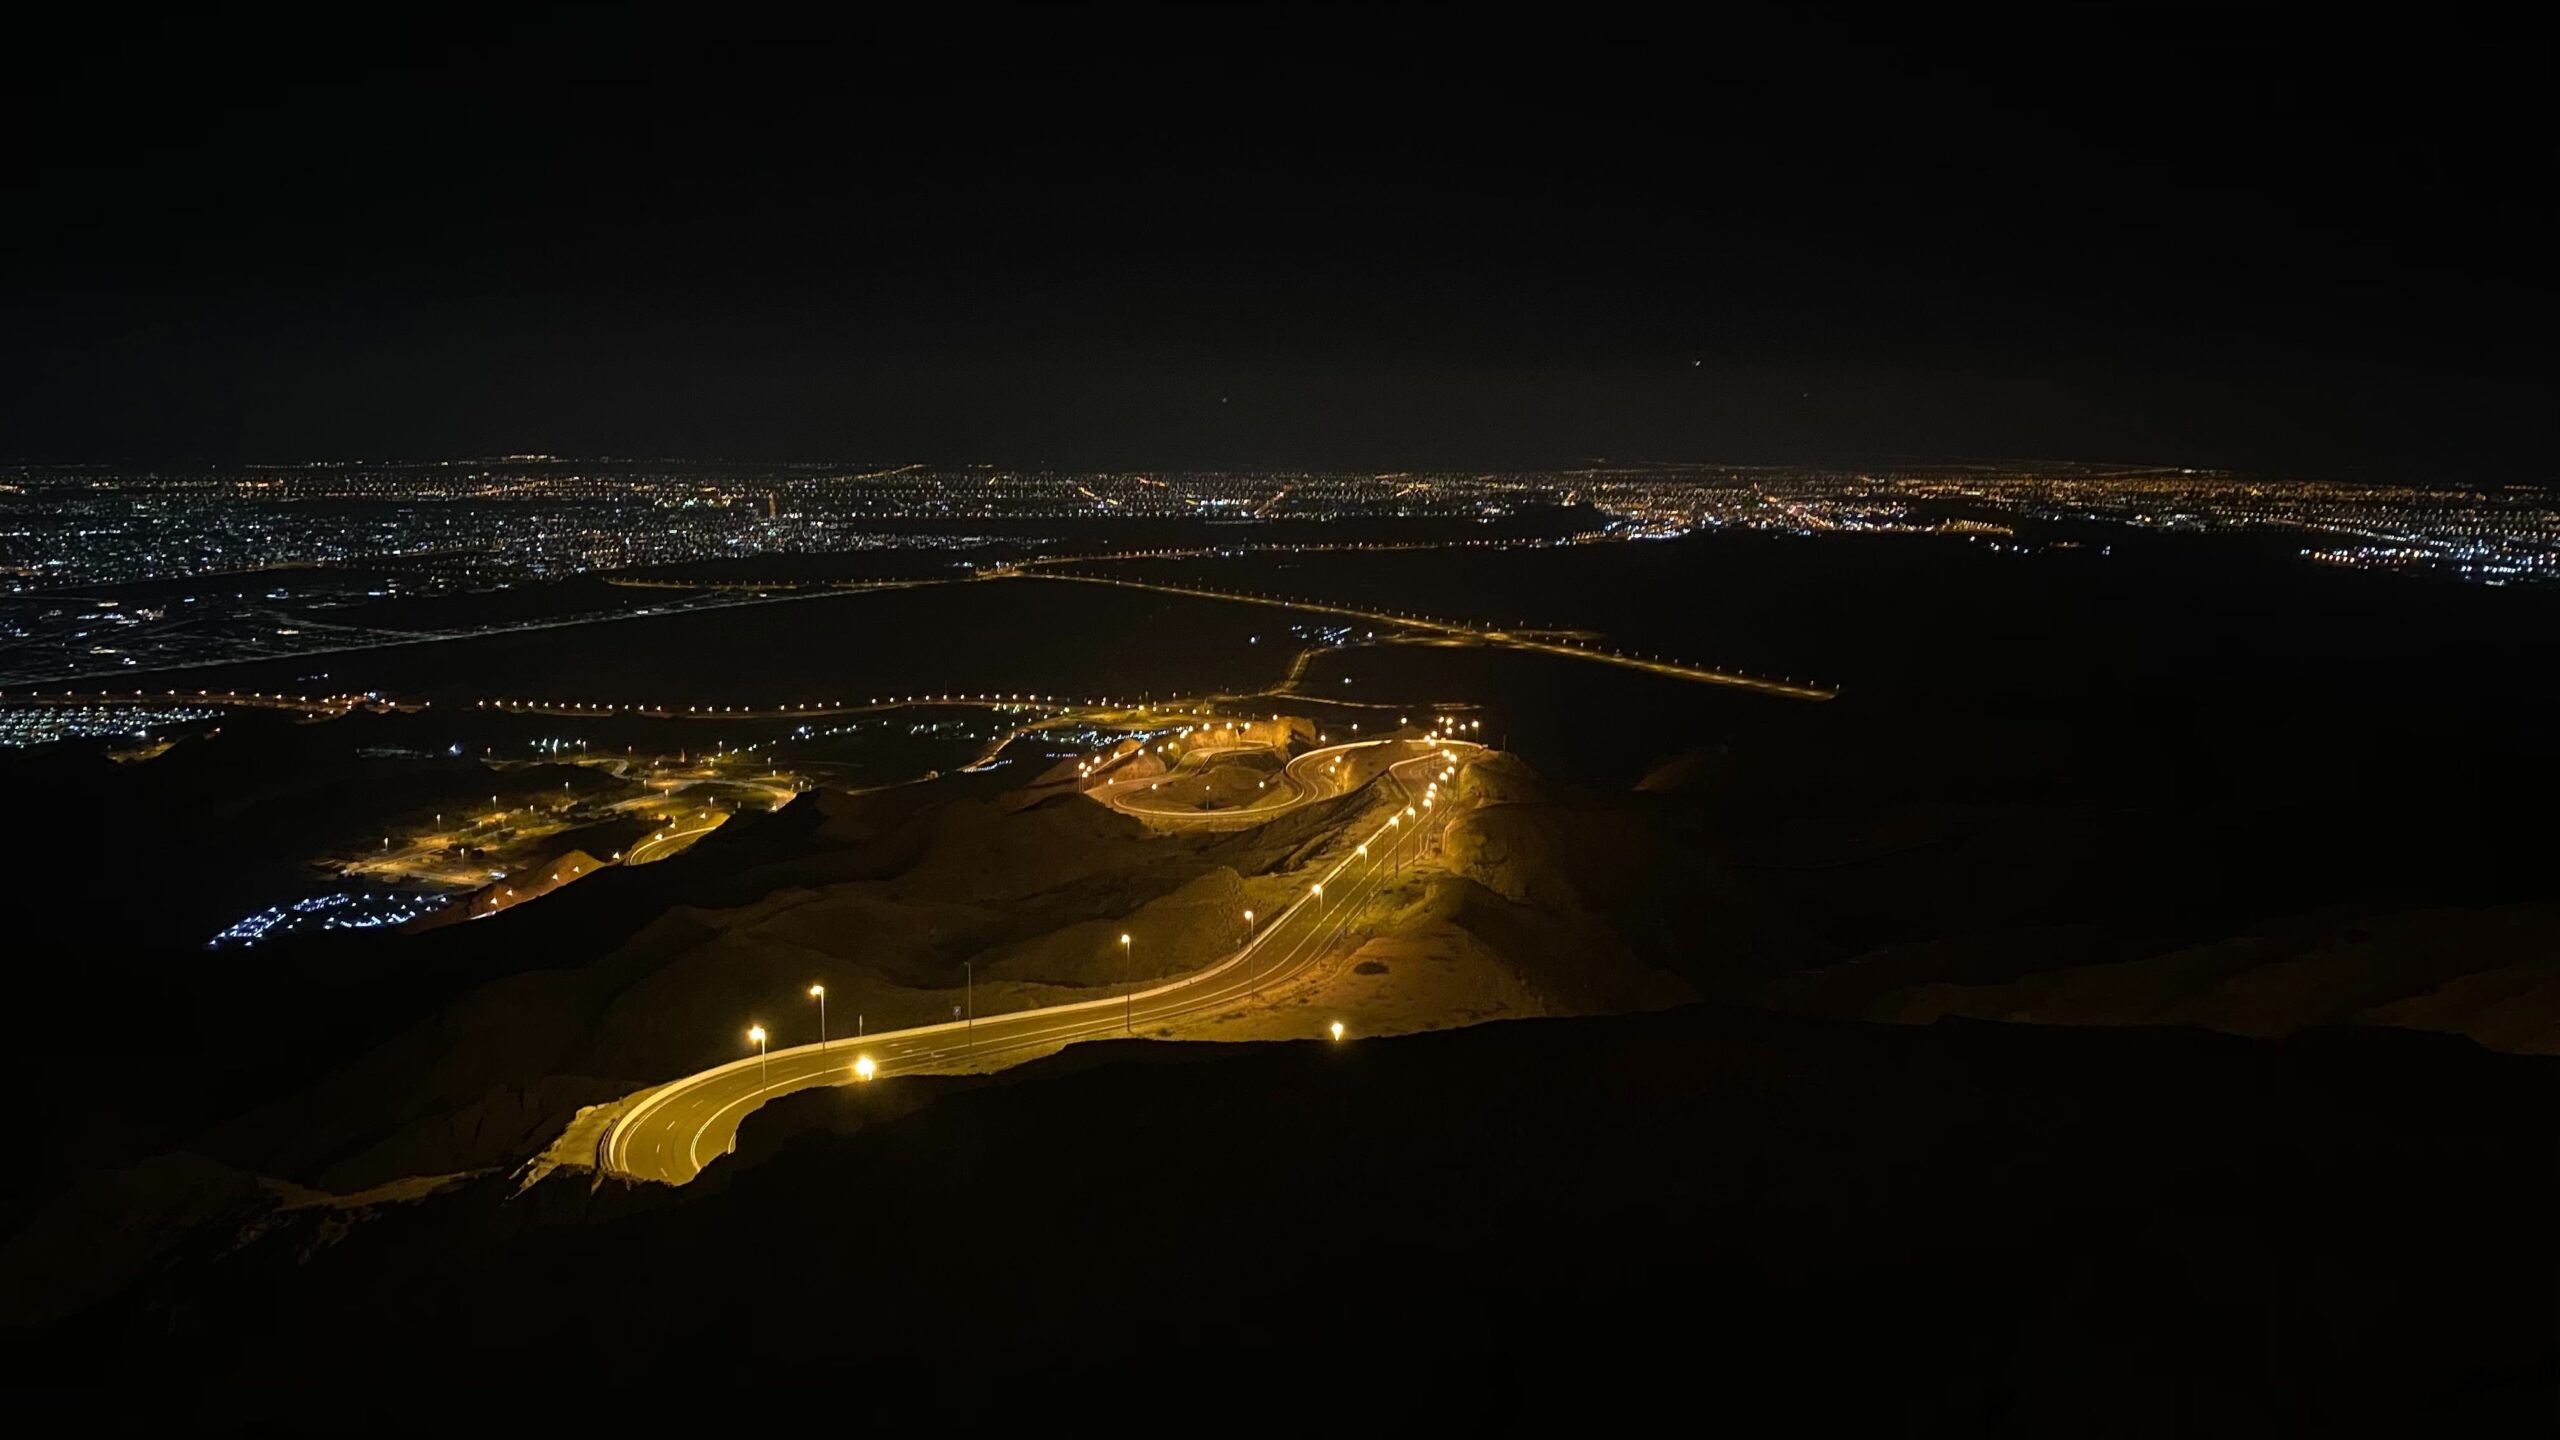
(179, 770, 1379, 1192)
(7, 1005, 2549, 1426)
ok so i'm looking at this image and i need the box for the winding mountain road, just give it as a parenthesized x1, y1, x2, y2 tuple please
(1086, 733, 1382, 828)
(597, 739, 1473, 1184)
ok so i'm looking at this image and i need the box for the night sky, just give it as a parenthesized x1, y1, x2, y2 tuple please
(5, 11, 2548, 479)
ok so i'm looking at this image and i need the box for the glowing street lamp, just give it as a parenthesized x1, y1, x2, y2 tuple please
(808, 984, 827, 1050)
(1120, 932, 1135, 1033)
(1330, 1020, 1346, 1041)
(747, 1024, 769, 1089)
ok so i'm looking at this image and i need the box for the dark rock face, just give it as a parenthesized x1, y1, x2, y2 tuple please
(7, 1007, 2549, 1426)
(1768, 904, 2560, 1053)
(0, 1153, 269, 1329)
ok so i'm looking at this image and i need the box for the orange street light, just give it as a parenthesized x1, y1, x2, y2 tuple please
(1120, 932, 1135, 1033)
(809, 985, 828, 1050)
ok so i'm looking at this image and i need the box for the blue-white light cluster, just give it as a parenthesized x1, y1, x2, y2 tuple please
(0, 704, 217, 747)
(209, 889, 452, 948)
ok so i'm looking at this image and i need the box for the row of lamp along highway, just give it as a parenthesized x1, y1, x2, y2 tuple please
(734, 733, 1472, 1092)
(746, 1000, 882, 1092)
(1032, 569, 1837, 695)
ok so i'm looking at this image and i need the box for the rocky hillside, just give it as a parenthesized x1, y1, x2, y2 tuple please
(184, 749, 1418, 1192)
(1766, 902, 2560, 1053)
(4, 1005, 2546, 1425)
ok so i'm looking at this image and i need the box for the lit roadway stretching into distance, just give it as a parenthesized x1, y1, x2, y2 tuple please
(17, 556, 1837, 726)
(596, 737, 1471, 1185)
(1016, 571, 1838, 699)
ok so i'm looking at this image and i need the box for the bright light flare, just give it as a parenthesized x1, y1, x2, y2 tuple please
(853, 1055, 877, 1081)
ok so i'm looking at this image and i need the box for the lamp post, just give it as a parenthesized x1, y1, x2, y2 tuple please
(747, 1024, 768, 1090)
(1119, 933, 1134, 1032)
(963, 961, 974, 1036)
(808, 984, 826, 1050)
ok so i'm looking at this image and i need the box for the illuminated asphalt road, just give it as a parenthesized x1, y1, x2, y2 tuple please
(623, 812, 730, 866)
(480, 692, 1117, 722)
(0, 686, 368, 716)
(1020, 571, 1839, 700)
(1086, 735, 1383, 829)
(601, 742, 1472, 1184)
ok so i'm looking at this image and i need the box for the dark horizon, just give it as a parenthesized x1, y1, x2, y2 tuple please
(5, 11, 2550, 483)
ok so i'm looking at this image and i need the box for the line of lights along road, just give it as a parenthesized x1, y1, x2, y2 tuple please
(727, 736, 1472, 1095)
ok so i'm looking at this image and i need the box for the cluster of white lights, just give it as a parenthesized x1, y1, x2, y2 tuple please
(210, 889, 451, 948)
